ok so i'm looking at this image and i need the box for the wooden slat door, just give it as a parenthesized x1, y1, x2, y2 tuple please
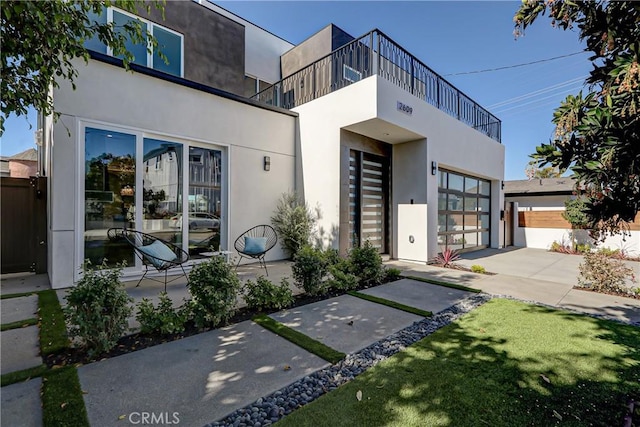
(348, 150, 389, 253)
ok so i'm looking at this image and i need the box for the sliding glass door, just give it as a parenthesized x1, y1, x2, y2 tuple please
(84, 127, 136, 267)
(142, 138, 183, 245)
(187, 147, 222, 258)
(82, 125, 225, 269)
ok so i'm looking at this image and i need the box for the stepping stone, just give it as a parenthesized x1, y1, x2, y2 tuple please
(270, 294, 422, 355)
(1, 294, 38, 324)
(360, 278, 475, 314)
(1, 378, 43, 427)
(1, 326, 41, 375)
(78, 320, 328, 427)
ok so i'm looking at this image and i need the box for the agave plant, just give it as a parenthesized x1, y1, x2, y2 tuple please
(432, 247, 460, 268)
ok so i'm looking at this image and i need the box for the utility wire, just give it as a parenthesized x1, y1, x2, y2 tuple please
(493, 84, 584, 114)
(444, 51, 586, 76)
(488, 76, 587, 109)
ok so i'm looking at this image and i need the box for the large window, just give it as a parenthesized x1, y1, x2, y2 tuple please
(84, 8, 183, 77)
(437, 169, 490, 252)
(82, 125, 225, 271)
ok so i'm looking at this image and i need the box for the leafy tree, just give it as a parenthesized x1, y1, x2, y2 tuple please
(515, 1, 640, 239)
(1, 0, 165, 133)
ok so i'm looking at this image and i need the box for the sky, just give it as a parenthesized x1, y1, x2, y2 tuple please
(0, 1, 592, 180)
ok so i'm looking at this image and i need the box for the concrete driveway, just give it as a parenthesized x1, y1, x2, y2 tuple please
(456, 247, 640, 287)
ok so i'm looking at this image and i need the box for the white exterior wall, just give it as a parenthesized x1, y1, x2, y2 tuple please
(47, 59, 296, 288)
(294, 75, 505, 260)
(292, 77, 379, 249)
(393, 139, 428, 260)
(198, 1, 294, 84)
(376, 78, 504, 259)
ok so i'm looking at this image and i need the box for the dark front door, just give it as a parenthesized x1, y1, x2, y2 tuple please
(1, 177, 47, 274)
(349, 150, 389, 253)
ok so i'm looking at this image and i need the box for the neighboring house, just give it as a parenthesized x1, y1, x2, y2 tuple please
(505, 178, 639, 255)
(0, 157, 9, 177)
(4, 148, 38, 178)
(41, 1, 505, 288)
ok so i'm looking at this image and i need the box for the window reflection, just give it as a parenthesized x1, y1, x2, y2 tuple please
(188, 147, 222, 257)
(143, 138, 182, 245)
(84, 128, 136, 267)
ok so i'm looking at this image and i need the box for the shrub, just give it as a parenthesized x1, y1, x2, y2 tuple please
(563, 197, 590, 229)
(271, 192, 317, 258)
(187, 256, 241, 329)
(597, 247, 622, 258)
(578, 252, 636, 294)
(136, 292, 188, 335)
(326, 258, 359, 291)
(575, 243, 591, 254)
(549, 239, 578, 254)
(244, 277, 294, 312)
(384, 267, 402, 282)
(291, 245, 328, 295)
(349, 240, 384, 287)
(323, 248, 342, 267)
(471, 264, 486, 274)
(64, 261, 133, 357)
(432, 247, 461, 267)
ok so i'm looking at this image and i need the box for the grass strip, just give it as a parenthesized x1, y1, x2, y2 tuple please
(38, 290, 69, 356)
(403, 275, 481, 293)
(1, 364, 48, 387)
(253, 314, 345, 364)
(347, 291, 432, 317)
(1, 291, 38, 300)
(1, 317, 38, 331)
(42, 366, 89, 427)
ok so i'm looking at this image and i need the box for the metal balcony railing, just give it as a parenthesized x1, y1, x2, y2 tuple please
(251, 29, 501, 143)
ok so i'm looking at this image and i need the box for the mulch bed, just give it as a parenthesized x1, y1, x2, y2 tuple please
(45, 285, 379, 368)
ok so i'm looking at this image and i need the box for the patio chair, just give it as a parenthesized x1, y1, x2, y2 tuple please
(233, 225, 278, 275)
(108, 228, 190, 291)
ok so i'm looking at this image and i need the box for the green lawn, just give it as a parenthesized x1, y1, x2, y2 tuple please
(277, 299, 640, 426)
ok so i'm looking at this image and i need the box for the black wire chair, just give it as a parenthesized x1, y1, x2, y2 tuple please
(108, 228, 190, 291)
(233, 225, 278, 275)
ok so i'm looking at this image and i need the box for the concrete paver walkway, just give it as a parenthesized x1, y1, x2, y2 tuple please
(269, 294, 422, 354)
(0, 326, 42, 375)
(78, 320, 328, 426)
(361, 278, 475, 314)
(1, 294, 38, 324)
(0, 378, 43, 427)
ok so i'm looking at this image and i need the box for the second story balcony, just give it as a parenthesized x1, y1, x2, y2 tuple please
(251, 29, 501, 143)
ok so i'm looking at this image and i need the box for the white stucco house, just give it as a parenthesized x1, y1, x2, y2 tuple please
(40, 1, 505, 289)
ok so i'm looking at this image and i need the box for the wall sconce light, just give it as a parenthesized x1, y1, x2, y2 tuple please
(264, 156, 271, 171)
(431, 161, 437, 176)
(501, 180, 505, 190)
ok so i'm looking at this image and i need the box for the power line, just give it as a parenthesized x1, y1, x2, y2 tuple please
(444, 51, 587, 76)
(488, 76, 587, 109)
(493, 84, 584, 114)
